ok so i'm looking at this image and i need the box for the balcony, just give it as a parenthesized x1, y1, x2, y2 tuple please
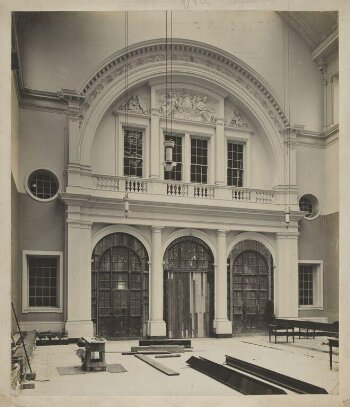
(64, 172, 298, 213)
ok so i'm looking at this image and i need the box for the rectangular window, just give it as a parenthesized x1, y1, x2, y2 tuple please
(191, 138, 208, 184)
(299, 264, 313, 306)
(164, 134, 182, 181)
(124, 129, 143, 177)
(23, 251, 63, 313)
(28, 257, 58, 307)
(227, 142, 244, 187)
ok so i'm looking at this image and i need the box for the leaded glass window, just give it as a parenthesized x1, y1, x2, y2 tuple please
(28, 170, 58, 200)
(191, 138, 208, 184)
(124, 129, 143, 177)
(28, 257, 58, 307)
(299, 264, 313, 305)
(227, 142, 244, 187)
(164, 134, 183, 181)
(299, 196, 313, 217)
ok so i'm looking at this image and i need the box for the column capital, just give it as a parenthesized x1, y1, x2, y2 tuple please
(217, 229, 227, 237)
(58, 89, 85, 120)
(151, 226, 164, 233)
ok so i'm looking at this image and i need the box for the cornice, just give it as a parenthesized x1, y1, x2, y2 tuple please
(78, 39, 288, 132)
(278, 12, 319, 49)
(311, 29, 339, 62)
(19, 88, 66, 113)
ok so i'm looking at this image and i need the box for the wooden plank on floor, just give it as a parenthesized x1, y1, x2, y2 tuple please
(134, 354, 179, 376)
(131, 345, 185, 353)
(139, 339, 192, 348)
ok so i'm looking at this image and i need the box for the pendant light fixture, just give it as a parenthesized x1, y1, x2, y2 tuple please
(163, 10, 176, 172)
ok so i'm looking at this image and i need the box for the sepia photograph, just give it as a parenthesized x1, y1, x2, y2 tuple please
(1, 1, 349, 406)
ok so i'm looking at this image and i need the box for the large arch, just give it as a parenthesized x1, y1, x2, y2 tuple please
(71, 39, 289, 183)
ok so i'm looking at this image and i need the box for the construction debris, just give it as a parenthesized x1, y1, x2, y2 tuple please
(131, 345, 185, 353)
(139, 339, 192, 348)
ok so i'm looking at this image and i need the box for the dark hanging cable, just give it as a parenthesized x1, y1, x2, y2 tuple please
(165, 11, 168, 138)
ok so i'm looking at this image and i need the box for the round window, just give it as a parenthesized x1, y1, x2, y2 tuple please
(26, 169, 59, 201)
(299, 194, 319, 220)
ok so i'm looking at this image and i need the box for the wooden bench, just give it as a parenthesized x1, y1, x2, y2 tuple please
(268, 319, 338, 343)
(328, 337, 339, 370)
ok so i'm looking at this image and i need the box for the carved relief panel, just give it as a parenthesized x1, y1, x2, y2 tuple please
(224, 99, 250, 129)
(157, 88, 218, 124)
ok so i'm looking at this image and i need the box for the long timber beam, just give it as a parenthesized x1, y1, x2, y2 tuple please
(225, 355, 328, 394)
(186, 356, 286, 395)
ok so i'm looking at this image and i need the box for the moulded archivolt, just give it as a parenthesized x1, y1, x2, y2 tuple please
(78, 39, 288, 131)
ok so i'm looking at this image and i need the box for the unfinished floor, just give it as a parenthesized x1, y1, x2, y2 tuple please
(17, 335, 338, 396)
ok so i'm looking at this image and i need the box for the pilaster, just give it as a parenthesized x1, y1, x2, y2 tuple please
(213, 230, 232, 336)
(148, 226, 166, 337)
(274, 231, 299, 318)
(58, 89, 85, 165)
(65, 216, 93, 338)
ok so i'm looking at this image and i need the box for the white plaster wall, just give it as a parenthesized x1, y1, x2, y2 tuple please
(17, 11, 323, 131)
(296, 145, 325, 215)
(324, 139, 339, 215)
(19, 109, 66, 193)
(91, 107, 116, 176)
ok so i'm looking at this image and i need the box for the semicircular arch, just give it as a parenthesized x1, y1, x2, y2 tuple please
(74, 39, 288, 184)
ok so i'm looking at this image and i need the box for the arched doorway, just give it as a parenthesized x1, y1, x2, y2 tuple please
(163, 236, 214, 338)
(228, 240, 273, 333)
(91, 233, 149, 338)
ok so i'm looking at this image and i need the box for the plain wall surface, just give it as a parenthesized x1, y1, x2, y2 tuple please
(16, 11, 323, 132)
(19, 108, 66, 194)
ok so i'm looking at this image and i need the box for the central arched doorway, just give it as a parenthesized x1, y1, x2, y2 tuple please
(228, 240, 273, 333)
(163, 236, 214, 338)
(91, 233, 149, 338)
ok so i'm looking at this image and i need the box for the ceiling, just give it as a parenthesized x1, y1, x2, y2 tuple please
(278, 11, 338, 50)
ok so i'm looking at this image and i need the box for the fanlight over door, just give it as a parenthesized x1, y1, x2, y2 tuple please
(163, 236, 214, 339)
(92, 233, 149, 338)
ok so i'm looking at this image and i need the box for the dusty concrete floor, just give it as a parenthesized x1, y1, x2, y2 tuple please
(18, 335, 338, 396)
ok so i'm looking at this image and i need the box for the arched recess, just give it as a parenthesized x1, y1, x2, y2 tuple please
(163, 235, 215, 338)
(227, 239, 274, 334)
(91, 232, 150, 338)
(71, 39, 289, 184)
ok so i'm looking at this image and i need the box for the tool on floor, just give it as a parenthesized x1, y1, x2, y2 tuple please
(186, 356, 286, 395)
(134, 354, 179, 376)
(155, 354, 181, 358)
(11, 302, 36, 382)
(225, 355, 328, 394)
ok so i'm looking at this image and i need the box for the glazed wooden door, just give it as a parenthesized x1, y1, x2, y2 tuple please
(164, 237, 214, 338)
(92, 233, 149, 338)
(231, 250, 269, 333)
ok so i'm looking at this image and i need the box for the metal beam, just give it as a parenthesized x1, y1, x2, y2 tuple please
(225, 355, 328, 394)
(186, 356, 286, 395)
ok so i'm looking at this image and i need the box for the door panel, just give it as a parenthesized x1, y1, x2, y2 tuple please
(231, 250, 269, 333)
(92, 233, 149, 338)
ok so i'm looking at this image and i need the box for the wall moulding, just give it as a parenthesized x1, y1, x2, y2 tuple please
(78, 39, 288, 131)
